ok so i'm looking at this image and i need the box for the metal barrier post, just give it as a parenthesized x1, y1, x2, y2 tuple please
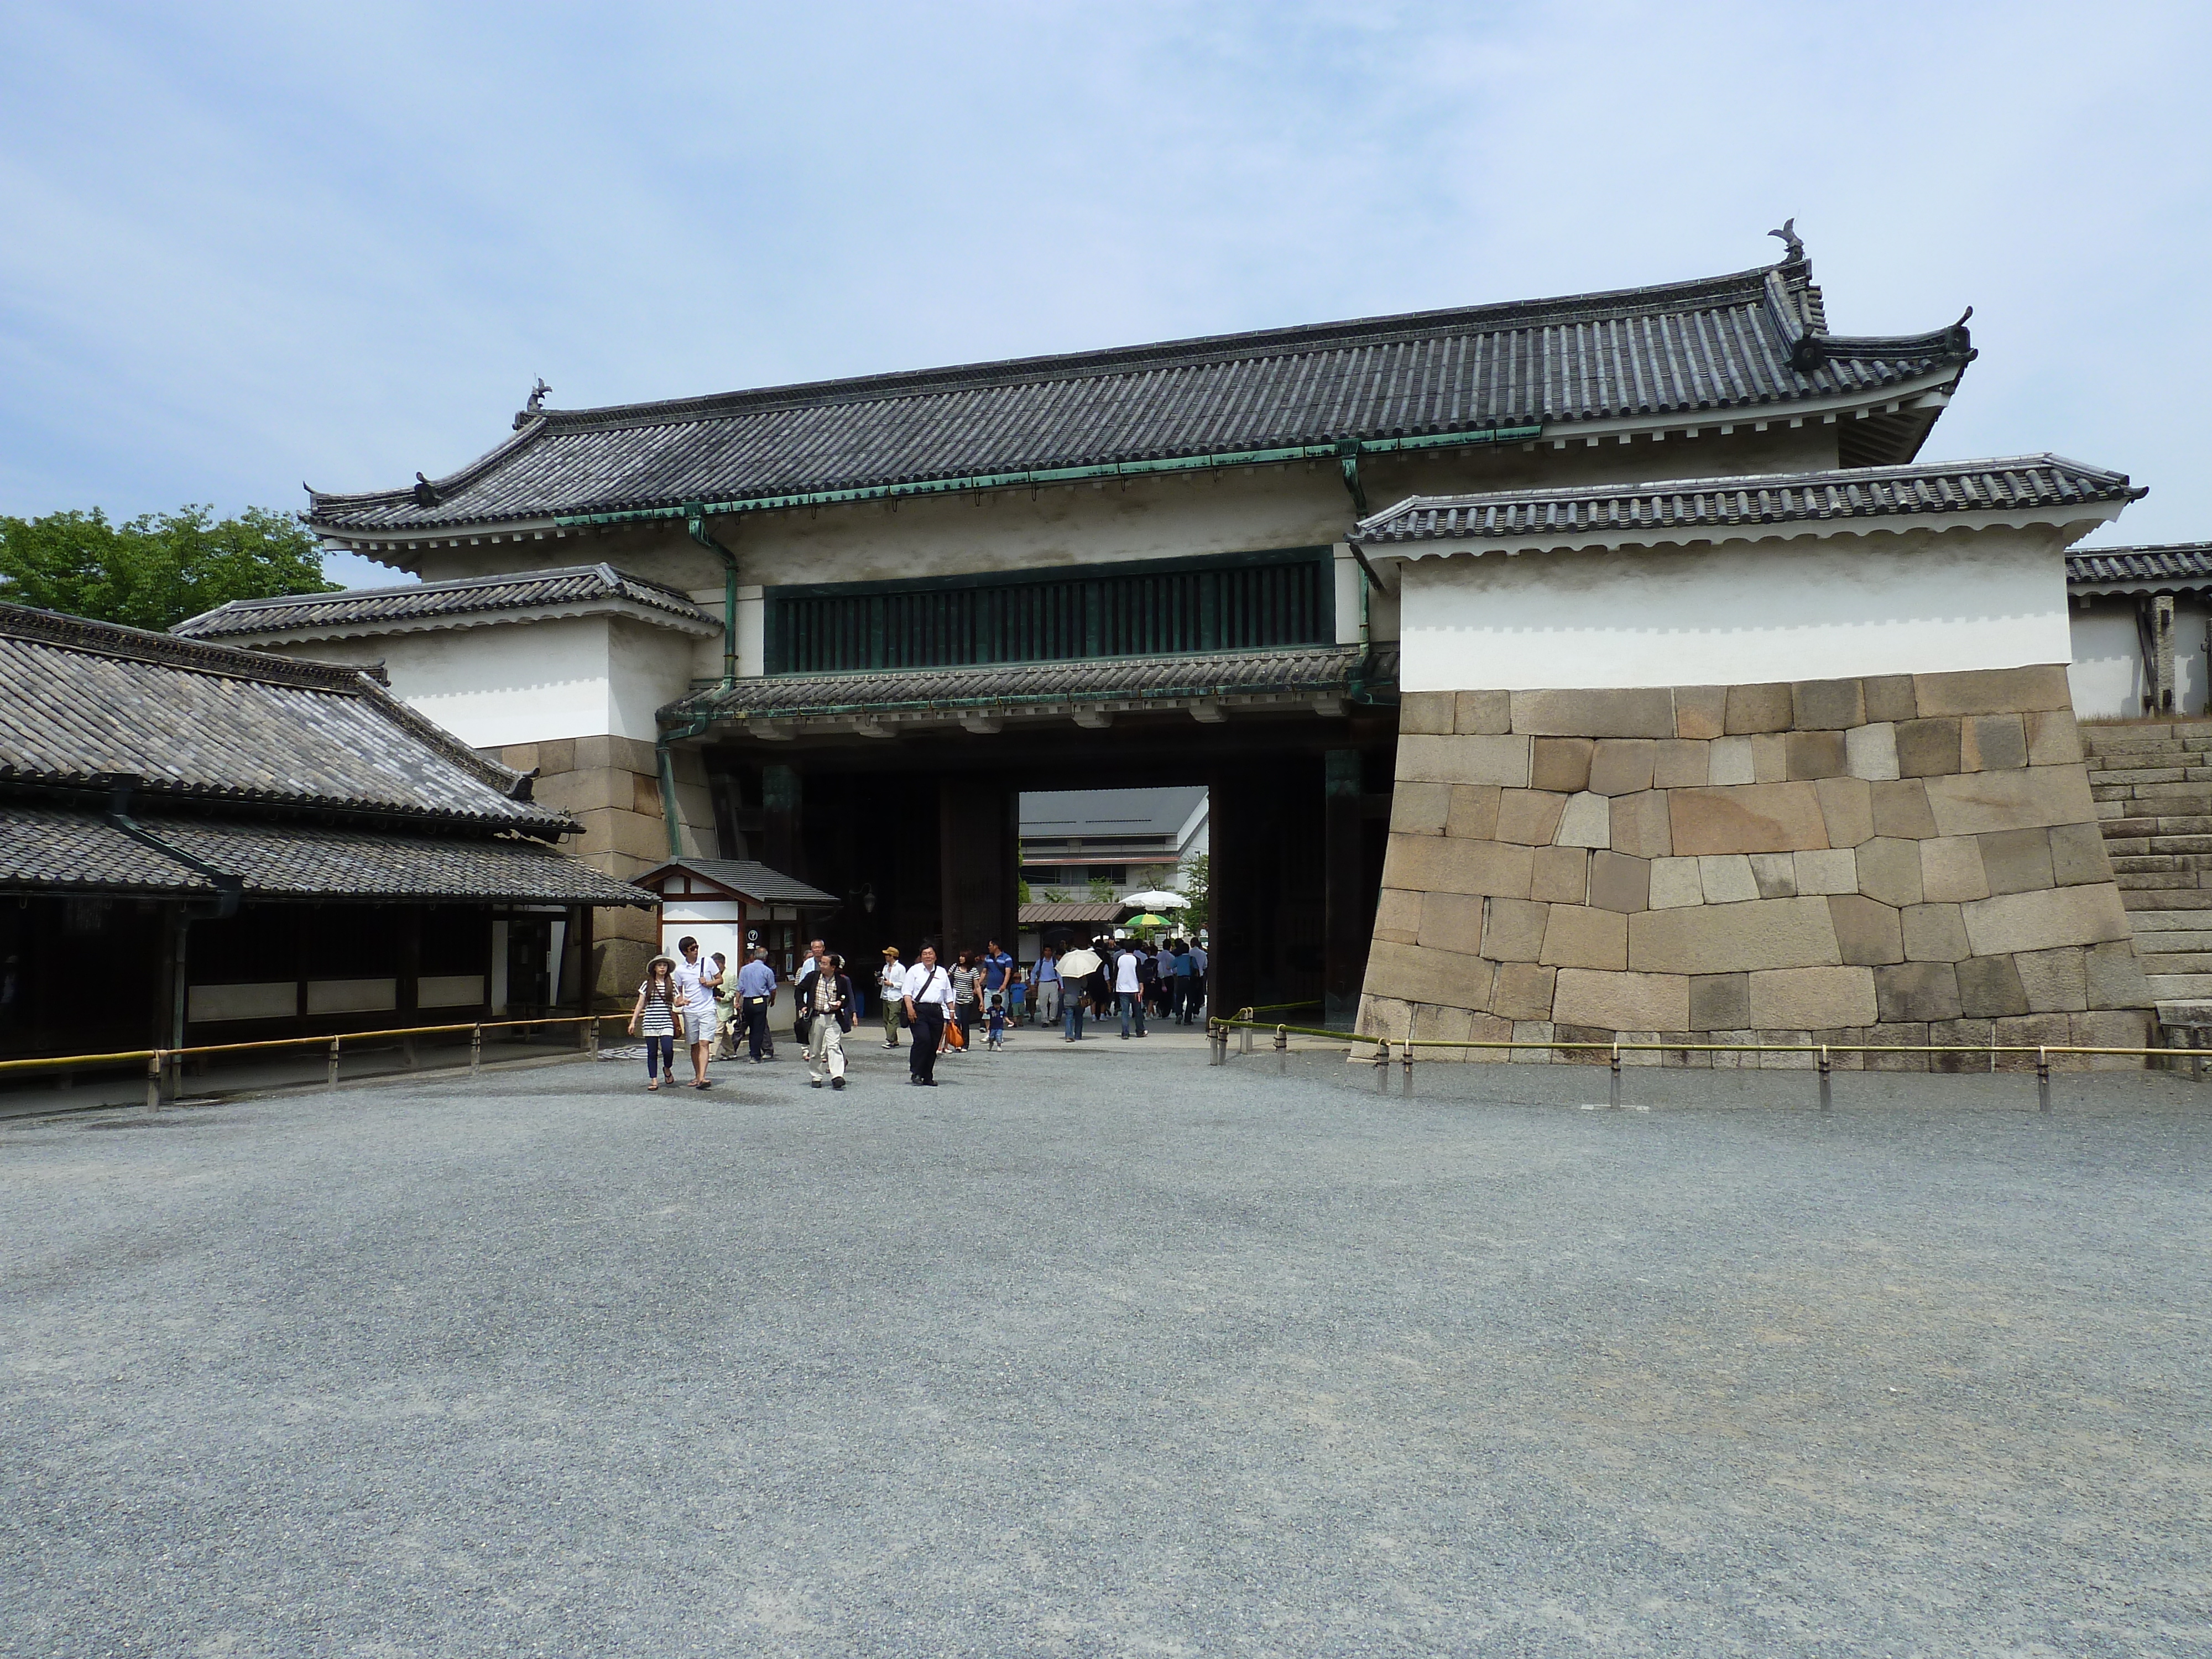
(1373, 1040, 1390, 1089)
(589, 1017, 601, 1060)
(2037, 1048, 2052, 1114)
(1608, 1040, 1621, 1110)
(1275, 1025, 1288, 1075)
(1401, 1041, 1414, 1092)
(145, 1052, 161, 1111)
(327, 1036, 341, 1091)
(1239, 1010, 1255, 1057)
(402, 1034, 417, 1069)
(1818, 1046, 1832, 1113)
(470, 1025, 482, 1076)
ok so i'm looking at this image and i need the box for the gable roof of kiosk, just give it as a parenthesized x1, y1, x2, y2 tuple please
(306, 249, 1975, 552)
(1350, 455, 2143, 564)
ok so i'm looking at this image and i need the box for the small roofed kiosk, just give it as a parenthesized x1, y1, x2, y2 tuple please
(630, 857, 839, 979)
(0, 603, 652, 1078)
(2065, 544, 2212, 718)
(281, 231, 1992, 1020)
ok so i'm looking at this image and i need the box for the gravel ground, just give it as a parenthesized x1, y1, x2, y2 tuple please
(4, 1029, 2211, 1656)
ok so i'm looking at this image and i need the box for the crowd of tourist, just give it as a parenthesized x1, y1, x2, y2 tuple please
(625, 931, 1208, 1090)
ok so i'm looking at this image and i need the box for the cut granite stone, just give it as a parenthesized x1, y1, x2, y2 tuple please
(1750, 965, 1878, 1028)
(1724, 682, 1793, 734)
(1540, 905, 1628, 970)
(1627, 895, 1843, 974)
(1792, 679, 1867, 731)
(1609, 791, 1673, 859)
(1674, 687, 1726, 740)
(1964, 713, 2029, 773)
(1417, 890, 1487, 956)
(1794, 847, 1860, 895)
(1921, 836, 1992, 904)
(1588, 852, 1651, 914)
(1398, 733, 1532, 788)
(1553, 968, 1690, 1031)
(1509, 688, 1674, 738)
(1698, 853, 1760, 904)
(1588, 739, 1657, 796)
(1856, 837, 1925, 908)
(1454, 689, 1511, 734)
(1653, 739, 1710, 789)
(2049, 821, 2114, 885)
(1390, 781, 1451, 834)
(1924, 766, 2096, 836)
(1480, 896, 1550, 962)
(1846, 722, 1902, 781)
(1530, 845, 1589, 904)
(1876, 961, 1964, 1022)
(1814, 776, 1876, 848)
(1978, 827, 2056, 895)
(1374, 886, 1421, 944)
(1709, 736, 1756, 786)
(1650, 857, 1704, 909)
(1870, 779, 1940, 839)
(1828, 894, 1905, 966)
(1960, 883, 2133, 956)
(1957, 953, 2032, 1019)
(1668, 783, 1830, 855)
(1495, 789, 1569, 846)
(1689, 971, 1750, 1029)
(1385, 833, 1533, 899)
(1901, 902, 1971, 963)
(1787, 729, 1849, 781)
(1445, 784, 1503, 841)
(2015, 946, 2090, 1013)
(1748, 852, 1798, 898)
(1530, 737, 1593, 794)
(1399, 691, 1454, 734)
(1896, 717, 1963, 779)
(1491, 962, 1556, 1020)
(1553, 792, 1611, 848)
(1913, 664, 2071, 717)
(1864, 675, 1918, 723)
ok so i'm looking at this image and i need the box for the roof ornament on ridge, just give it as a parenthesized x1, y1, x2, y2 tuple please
(513, 377, 552, 431)
(412, 472, 440, 507)
(1767, 217, 1804, 261)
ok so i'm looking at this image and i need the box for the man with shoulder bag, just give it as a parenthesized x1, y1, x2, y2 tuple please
(901, 944, 953, 1087)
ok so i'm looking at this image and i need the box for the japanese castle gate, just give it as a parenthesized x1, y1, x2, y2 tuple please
(186, 231, 2163, 1056)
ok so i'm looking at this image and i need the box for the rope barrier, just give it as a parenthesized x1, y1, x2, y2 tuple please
(1, 1013, 625, 1110)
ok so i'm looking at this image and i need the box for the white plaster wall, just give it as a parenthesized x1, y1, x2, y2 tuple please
(1397, 525, 2074, 692)
(371, 617, 614, 747)
(2068, 602, 2142, 720)
(607, 616, 708, 742)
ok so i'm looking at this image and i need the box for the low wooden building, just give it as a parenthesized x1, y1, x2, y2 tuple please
(629, 857, 839, 978)
(0, 603, 653, 1067)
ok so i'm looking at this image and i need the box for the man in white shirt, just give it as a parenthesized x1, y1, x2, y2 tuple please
(1115, 944, 1146, 1040)
(900, 945, 954, 1087)
(671, 935, 723, 1089)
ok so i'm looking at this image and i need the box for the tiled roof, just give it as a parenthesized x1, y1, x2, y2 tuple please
(0, 603, 564, 832)
(2066, 544, 2212, 591)
(1018, 901, 1129, 926)
(174, 564, 714, 641)
(307, 254, 1972, 536)
(1352, 455, 2143, 548)
(641, 857, 839, 906)
(670, 644, 1371, 723)
(0, 803, 653, 904)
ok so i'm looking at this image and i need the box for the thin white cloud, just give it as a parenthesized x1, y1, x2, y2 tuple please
(3, 0, 2207, 586)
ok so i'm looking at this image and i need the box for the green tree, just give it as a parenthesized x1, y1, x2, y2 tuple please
(1088, 874, 1118, 902)
(0, 505, 336, 631)
(1175, 853, 1210, 934)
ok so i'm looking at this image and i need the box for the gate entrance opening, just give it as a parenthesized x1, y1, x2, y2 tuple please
(696, 701, 1394, 1022)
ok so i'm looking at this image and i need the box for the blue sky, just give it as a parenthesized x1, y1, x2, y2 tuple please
(4, 2, 2208, 587)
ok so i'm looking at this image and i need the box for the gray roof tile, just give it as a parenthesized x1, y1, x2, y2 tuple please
(0, 603, 564, 832)
(641, 857, 839, 906)
(1352, 455, 2142, 547)
(2066, 544, 2212, 590)
(672, 644, 1372, 723)
(308, 257, 1972, 536)
(0, 804, 653, 904)
(174, 563, 714, 640)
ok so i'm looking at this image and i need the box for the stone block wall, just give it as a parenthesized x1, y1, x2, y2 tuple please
(1360, 666, 2154, 1070)
(494, 735, 716, 1004)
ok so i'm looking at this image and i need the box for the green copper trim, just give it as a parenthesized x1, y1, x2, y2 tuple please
(554, 425, 1545, 528)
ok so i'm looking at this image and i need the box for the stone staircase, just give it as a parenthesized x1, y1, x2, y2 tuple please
(2085, 720, 2212, 1013)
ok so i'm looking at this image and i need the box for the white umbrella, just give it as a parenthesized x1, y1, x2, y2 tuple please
(1057, 947, 1102, 978)
(1120, 890, 1188, 910)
